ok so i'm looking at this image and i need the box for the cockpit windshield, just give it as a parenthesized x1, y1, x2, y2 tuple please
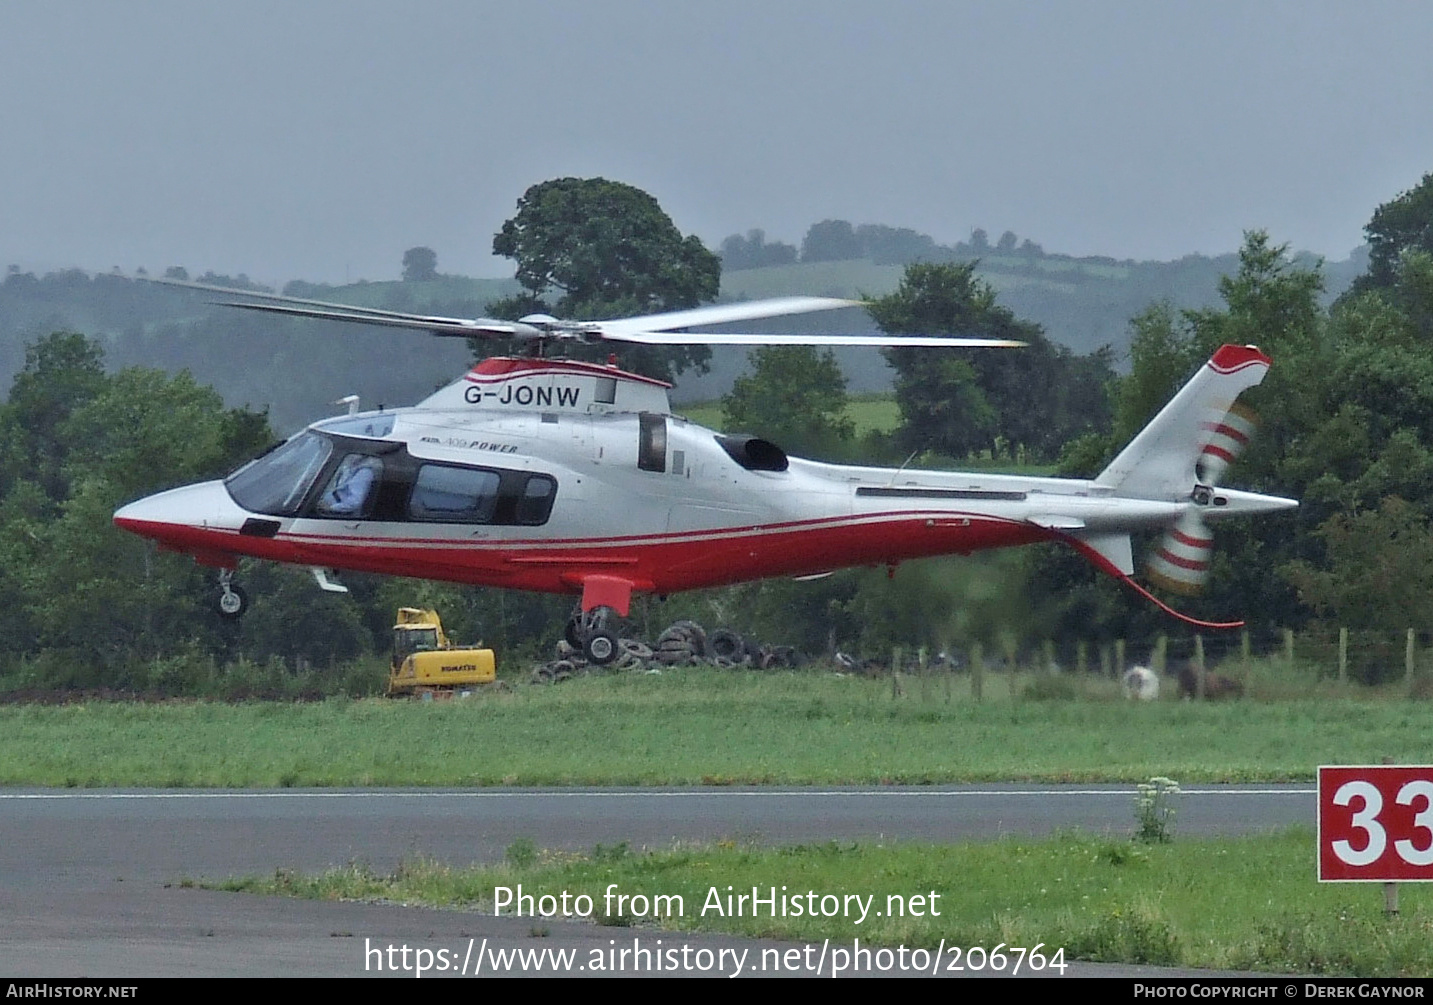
(225, 432, 333, 516)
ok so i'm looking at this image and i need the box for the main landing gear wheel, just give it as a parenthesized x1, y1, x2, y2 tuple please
(216, 570, 248, 620)
(572, 604, 620, 665)
(583, 630, 619, 666)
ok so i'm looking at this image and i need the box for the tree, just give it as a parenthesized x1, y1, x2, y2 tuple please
(719, 229, 798, 271)
(721, 347, 855, 460)
(492, 178, 719, 318)
(867, 263, 1110, 462)
(854, 224, 940, 266)
(0, 332, 108, 503)
(1285, 497, 1433, 642)
(490, 178, 719, 381)
(401, 246, 438, 282)
(1354, 171, 1433, 294)
(0, 335, 276, 673)
(800, 220, 862, 263)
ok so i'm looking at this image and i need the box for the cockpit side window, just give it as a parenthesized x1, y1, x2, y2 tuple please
(315, 454, 383, 517)
(225, 432, 333, 516)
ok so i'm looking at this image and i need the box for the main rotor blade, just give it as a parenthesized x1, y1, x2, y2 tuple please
(148, 275, 512, 329)
(605, 331, 1026, 347)
(598, 296, 861, 335)
(220, 301, 534, 338)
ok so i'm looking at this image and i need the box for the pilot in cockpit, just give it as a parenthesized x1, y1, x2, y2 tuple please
(320, 455, 380, 515)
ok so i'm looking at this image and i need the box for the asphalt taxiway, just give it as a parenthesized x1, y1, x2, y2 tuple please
(0, 785, 1313, 977)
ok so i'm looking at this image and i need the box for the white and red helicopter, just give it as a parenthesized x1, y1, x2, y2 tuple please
(113, 282, 1296, 664)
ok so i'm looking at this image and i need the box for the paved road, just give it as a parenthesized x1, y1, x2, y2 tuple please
(0, 785, 1314, 978)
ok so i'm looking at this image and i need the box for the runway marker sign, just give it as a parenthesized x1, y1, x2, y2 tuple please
(1318, 765, 1433, 882)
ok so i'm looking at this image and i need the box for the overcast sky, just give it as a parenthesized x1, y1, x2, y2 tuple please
(2, 0, 1431, 285)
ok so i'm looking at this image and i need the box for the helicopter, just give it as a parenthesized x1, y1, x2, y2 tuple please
(112, 280, 1296, 665)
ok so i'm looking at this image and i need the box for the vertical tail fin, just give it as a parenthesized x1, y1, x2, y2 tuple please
(1096, 345, 1271, 500)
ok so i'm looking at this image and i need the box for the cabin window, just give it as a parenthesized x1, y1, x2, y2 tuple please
(594, 376, 617, 405)
(514, 474, 557, 525)
(316, 454, 383, 517)
(638, 412, 666, 472)
(225, 432, 332, 516)
(409, 464, 501, 522)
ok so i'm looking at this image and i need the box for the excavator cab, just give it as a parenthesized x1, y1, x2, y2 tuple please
(388, 608, 495, 696)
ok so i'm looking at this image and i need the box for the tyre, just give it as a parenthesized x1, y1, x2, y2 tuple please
(216, 584, 248, 620)
(584, 631, 619, 666)
(657, 620, 707, 658)
(708, 629, 745, 661)
(619, 639, 654, 660)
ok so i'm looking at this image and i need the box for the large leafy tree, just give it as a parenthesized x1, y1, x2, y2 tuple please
(492, 177, 719, 316)
(867, 262, 1112, 462)
(490, 177, 719, 380)
(0, 332, 108, 504)
(401, 246, 438, 282)
(0, 335, 276, 673)
(1354, 171, 1433, 294)
(721, 346, 855, 460)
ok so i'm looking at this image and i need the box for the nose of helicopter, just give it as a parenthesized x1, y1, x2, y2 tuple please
(113, 480, 249, 543)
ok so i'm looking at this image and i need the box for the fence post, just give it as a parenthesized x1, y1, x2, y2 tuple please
(1406, 629, 1416, 690)
(1115, 639, 1126, 678)
(1100, 644, 1111, 679)
(971, 642, 984, 702)
(1153, 634, 1168, 674)
(892, 646, 902, 699)
(1076, 641, 1088, 675)
(1284, 628, 1295, 666)
(1194, 635, 1206, 700)
(1043, 640, 1056, 673)
(1241, 629, 1252, 691)
(918, 646, 930, 703)
(1338, 627, 1348, 684)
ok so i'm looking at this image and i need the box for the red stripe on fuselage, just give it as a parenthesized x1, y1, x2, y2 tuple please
(113, 513, 1048, 595)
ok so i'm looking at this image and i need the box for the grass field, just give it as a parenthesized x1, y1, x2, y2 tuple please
(220, 830, 1433, 976)
(2, 668, 1428, 788)
(679, 392, 901, 437)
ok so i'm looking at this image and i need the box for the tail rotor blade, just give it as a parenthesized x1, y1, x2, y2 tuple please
(1198, 403, 1258, 485)
(1146, 511, 1213, 595)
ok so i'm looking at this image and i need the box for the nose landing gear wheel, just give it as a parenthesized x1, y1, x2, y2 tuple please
(216, 569, 248, 620)
(217, 584, 248, 620)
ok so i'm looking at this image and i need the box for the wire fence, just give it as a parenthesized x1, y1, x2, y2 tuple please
(875, 627, 1433, 700)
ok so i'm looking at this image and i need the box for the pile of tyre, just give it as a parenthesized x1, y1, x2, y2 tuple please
(531, 621, 801, 683)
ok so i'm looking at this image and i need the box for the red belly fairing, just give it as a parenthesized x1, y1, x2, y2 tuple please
(115, 510, 1048, 595)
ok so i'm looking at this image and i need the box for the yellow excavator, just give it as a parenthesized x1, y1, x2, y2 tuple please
(387, 608, 496, 697)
